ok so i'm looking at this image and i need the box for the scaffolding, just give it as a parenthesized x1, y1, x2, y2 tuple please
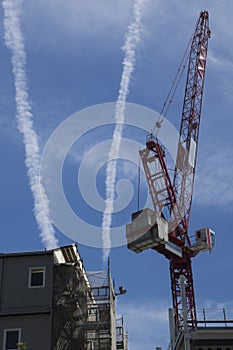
(51, 245, 127, 350)
(84, 270, 116, 350)
(116, 317, 128, 350)
(53, 250, 90, 350)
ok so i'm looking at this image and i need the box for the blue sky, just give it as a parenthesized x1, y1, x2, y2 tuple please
(1, 1, 233, 349)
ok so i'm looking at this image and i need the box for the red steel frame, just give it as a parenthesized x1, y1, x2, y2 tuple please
(140, 11, 210, 333)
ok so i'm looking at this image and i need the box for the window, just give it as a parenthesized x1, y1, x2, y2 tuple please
(28, 267, 45, 288)
(3, 329, 21, 350)
(99, 338, 110, 349)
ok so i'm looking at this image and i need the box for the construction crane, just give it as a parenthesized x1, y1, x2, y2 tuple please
(126, 11, 215, 335)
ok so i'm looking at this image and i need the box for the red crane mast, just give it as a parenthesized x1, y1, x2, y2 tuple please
(126, 11, 213, 334)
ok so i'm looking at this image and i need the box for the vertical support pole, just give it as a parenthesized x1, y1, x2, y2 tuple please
(223, 308, 227, 327)
(180, 275, 191, 350)
(137, 153, 141, 211)
(169, 308, 176, 350)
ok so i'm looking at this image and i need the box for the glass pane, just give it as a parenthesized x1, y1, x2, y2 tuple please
(6, 330, 19, 349)
(31, 271, 43, 286)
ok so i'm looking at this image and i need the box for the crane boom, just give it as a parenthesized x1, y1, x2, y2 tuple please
(173, 10, 210, 230)
(126, 11, 213, 335)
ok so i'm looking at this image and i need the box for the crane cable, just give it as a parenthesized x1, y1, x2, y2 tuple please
(137, 153, 141, 211)
(152, 20, 199, 137)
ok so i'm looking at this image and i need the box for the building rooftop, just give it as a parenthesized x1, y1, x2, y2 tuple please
(0, 244, 78, 260)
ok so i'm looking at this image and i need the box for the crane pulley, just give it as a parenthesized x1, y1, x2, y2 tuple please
(126, 10, 215, 334)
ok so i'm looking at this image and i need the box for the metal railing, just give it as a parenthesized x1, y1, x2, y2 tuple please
(195, 308, 233, 327)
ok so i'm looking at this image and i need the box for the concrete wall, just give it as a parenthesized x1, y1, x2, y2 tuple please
(0, 253, 54, 349)
(0, 314, 51, 349)
(0, 253, 53, 315)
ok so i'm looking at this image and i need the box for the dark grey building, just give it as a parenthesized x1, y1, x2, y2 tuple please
(0, 244, 128, 350)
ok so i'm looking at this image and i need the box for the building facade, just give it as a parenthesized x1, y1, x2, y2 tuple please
(0, 244, 128, 350)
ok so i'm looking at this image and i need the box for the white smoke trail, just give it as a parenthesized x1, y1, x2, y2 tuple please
(2, 0, 58, 249)
(101, 0, 146, 262)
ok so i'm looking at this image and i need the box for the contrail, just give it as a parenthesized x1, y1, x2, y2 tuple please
(2, 0, 58, 249)
(101, 0, 146, 262)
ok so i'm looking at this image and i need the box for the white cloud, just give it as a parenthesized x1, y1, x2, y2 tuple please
(118, 297, 233, 349)
(117, 298, 170, 350)
(3, 0, 58, 249)
(101, 0, 146, 261)
(208, 49, 233, 98)
(22, 0, 139, 48)
(194, 149, 233, 209)
(202, 299, 233, 310)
